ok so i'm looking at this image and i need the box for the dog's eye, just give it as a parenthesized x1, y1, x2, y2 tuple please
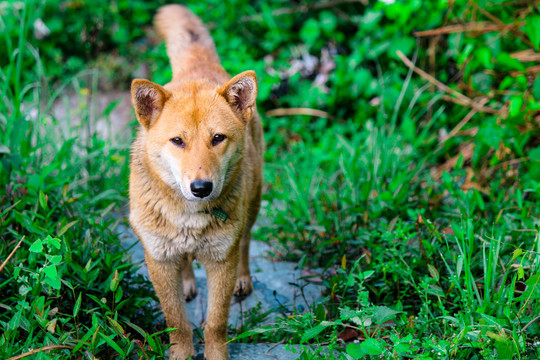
(212, 134, 226, 146)
(170, 137, 185, 147)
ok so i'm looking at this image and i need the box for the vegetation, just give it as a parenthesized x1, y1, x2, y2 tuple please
(1, 0, 539, 359)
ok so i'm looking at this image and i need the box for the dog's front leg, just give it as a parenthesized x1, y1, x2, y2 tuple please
(145, 254, 194, 360)
(201, 251, 238, 360)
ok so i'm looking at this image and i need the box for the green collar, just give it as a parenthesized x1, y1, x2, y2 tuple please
(199, 207, 229, 223)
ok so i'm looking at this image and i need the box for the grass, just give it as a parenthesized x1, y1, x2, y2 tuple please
(1, 0, 540, 359)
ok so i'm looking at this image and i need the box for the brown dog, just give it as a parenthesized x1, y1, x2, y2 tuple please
(128, 5, 263, 360)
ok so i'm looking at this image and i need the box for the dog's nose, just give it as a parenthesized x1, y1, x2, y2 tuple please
(190, 180, 213, 198)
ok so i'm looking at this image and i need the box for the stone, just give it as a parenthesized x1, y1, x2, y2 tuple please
(192, 343, 304, 360)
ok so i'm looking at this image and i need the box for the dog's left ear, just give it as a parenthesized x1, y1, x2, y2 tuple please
(219, 70, 258, 122)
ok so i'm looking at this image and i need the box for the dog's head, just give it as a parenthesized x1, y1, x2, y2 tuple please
(131, 71, 257, 202)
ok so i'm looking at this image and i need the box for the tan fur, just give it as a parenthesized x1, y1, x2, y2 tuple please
(129, 5, 263, 360)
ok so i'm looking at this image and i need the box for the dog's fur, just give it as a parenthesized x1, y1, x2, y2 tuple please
(129, 5, 263, 360)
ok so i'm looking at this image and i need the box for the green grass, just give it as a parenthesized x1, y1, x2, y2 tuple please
(1, 0, 540, 359)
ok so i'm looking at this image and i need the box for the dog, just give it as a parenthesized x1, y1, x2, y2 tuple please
(128, 4, 263, 360)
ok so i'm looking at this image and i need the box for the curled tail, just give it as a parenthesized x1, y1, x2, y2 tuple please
(154, 5, 219, 76)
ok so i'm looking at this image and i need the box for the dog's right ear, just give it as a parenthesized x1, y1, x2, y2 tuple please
(131, 79, 171, 129)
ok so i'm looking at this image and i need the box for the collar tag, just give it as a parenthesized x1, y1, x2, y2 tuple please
(198, 207, 228, 223)
(211, 207, 229, 223)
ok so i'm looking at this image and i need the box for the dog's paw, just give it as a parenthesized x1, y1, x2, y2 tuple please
(170, 344, 195, 360)
(233, 275, 253, 298)
(183, 278, 197, 302)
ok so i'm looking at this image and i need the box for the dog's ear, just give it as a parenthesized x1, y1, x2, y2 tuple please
(131, 79, 171, 129)
(219, 71, 258, 122)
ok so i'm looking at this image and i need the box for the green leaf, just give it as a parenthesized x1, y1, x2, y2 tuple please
(348, 338, 385, 357)
(125, 321, 147, 338)
(107, 316, 125, 335)
(533, 75, 540, 100)
(47, 255, 62, 265)
(115, 285, 123, 303)
(372, 306, 402, 324)
(363, 338, 384, 355)
(39, 190, 48, 209)
(524, 16, 540, 51)
(74, 293, 82, 317)
(99, 332, 126, 357)
(529, 146, 540, 162)
(512, 249, 523, 261)
(427, 285, 445, 297)
(43, 265, 58, 280)
(300, 321, 337, 343)
(45, 276, 61, 290)
(516, 274, 540, 301)
(29, 239, 43, 253)
(508, 96, 523, 118)
(495, 52, 525, 71)
(43, 235, 61, 250)
(346, 343, 363, 359)
(57, 220, 79, 237)
(456, 255, 464, 279)
(110, 270, 120, 292)
(234, 325, 278, 340)
(319, 11, 337, 35)
(300, 18, 320, 47)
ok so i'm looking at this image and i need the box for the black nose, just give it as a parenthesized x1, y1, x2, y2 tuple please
(190, 180, 213, 198)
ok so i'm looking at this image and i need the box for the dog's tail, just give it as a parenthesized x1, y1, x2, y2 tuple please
(154, 5, 219, 77)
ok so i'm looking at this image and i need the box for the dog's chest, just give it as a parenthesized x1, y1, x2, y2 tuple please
(136, 211, 233, 261)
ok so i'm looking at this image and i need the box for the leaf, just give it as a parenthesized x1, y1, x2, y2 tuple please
(451, 221, 463, 241)
(456, 255, 464, 279)
(496, 52, 525, 71)
(47, 318, 57, 333)
(512, 249, 523, 261)
(115, 285, 123, 303)
(362, 338, 384, 356)
(518, 266, 524, 280)
(125, 321, 146, 338)
(110, 270, 120, 292)
(508, 96, 523, 118)
(533, 75, 540, 100)
(45, 276, 61, 290)
(39, 191, 48, 209)
(99, 332, 126, 357)
(300, 321, 337, 343)
(47, 255, 62, 265)
(107, 316, 125, 335)
(73, 293, 82, 317)
(43, 235, 61, 249)
(44, 265, 61, 289)
(524, 16, 540, 51)
(43, 265, 58, 280)
(427, 264, 440, 281)
(0, 144, 10, 154)
(427, 285, 444, 297)
(529, 146, 540, 162)
(516, 274, 540, 301)
(346, 343, 363, 359)
(58, 220, 78, 237)
(234, 325, 279, 340)
(29, 239, 43, 253)
(300, 18, 320, 47)
(372, 306, 402, 325)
